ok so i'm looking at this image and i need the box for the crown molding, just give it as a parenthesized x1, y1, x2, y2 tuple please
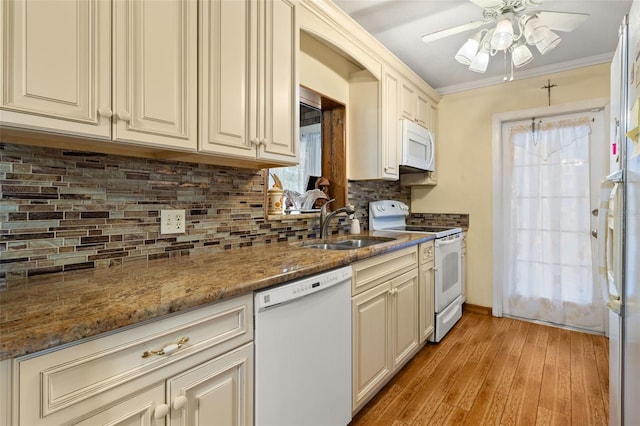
(435, 52, 614, 95)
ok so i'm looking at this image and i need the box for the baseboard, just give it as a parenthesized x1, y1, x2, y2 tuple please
(463, 303, 492, 316)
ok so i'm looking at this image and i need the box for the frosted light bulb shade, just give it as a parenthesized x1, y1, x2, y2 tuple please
(455, 39, 480, 65)
(469, 51, 490, 73)
(536, 31, 561, 55)
(490, 20, 514, 51)
(524, 17, 550, 44)
(512, 44, 533, 68)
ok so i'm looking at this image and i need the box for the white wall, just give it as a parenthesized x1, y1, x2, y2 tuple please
(412, 63, 611, 308)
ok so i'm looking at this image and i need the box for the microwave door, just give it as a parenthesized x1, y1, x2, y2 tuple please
(403, 125, 434, 171)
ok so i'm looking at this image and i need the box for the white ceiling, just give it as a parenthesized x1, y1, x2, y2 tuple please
(332, 0, 632, 94)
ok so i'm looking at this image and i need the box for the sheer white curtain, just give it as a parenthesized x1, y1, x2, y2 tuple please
(276, 124, 322, 193)
(502, 114, 604, 332)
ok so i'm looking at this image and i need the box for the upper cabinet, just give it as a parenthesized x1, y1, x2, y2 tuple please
(113, 0, 197, 150)
(382, 68, 401, 180)
(400, 81, 433, 130)
(199, 0, 298, 166)
(1, 0, 111, 138)
(2, 0, 433, 173)
(1, 0, 197, 151)
(349, 68, 401, 181)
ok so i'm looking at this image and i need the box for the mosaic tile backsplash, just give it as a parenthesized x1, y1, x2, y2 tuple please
(0, 143, 416, 286)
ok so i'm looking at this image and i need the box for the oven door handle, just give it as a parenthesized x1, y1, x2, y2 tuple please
(435, 236, 461, 247)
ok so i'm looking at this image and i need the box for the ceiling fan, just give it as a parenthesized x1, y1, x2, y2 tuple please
(421, 0, 589, 76)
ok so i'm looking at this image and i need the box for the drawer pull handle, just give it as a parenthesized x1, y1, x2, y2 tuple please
(142, 336, 189, 358)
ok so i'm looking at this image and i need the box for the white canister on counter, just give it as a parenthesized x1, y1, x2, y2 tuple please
(350, 216, 360, 235)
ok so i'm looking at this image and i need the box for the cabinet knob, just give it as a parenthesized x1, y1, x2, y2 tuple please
(97, 107, 112, 118)
(154, 403, 170, 419)
(260, 139, 268, 147)
(173, 395, 188, 410)
(251, 138, 260, 147)
(390, 288, 398, 296)
(116, 111, 131, 122)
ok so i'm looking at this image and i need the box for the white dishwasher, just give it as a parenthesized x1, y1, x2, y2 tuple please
(254, 266, 352, 426)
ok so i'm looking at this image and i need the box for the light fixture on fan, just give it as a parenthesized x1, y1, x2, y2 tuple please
(454, 13, 560, 74)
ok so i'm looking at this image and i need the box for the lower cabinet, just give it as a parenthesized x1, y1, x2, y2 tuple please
(351, 247, 420, 413)
(11, 294, 253, 426)
(167, 343, 253, 426)
(74, 343, 253, 426)
(419, 240, 435, 343)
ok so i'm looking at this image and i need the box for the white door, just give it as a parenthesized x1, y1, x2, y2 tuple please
(352, 282, 392, 411)
(113, 0, 197, 150)
(382, 68, 400, 179)
(500, 110, 606, 332)
(199, 0, 254, 158)
(1, 0, 110, 137)
(256, 0, 298, 163)
(74, 383, 165, 426)
(168, 343, 253, 426)
(391, 269, 419, 369)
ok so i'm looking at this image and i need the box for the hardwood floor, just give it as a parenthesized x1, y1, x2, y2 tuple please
(350, 312, 609, 426)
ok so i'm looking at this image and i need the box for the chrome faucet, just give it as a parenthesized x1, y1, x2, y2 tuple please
(319, 199, 356, 239)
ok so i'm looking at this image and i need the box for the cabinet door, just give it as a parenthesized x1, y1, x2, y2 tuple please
(74, 383, 165, 426)
(199, 0, 255, 158)
(256, 0, 298, 163)
(114, 0, 197, 150)
(391, 269, 420, 369)
(419, 260, 435, 343)
(1, 0, 110, 138)
(168, 343, 254, 426)
(352, 282, 392, 411)
(416, 92, 430, 128)
(400, 82, 416, 122)
(382, 68, 400, 180)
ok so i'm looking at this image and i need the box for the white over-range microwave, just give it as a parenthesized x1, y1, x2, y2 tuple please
(400, 119, 435, 172)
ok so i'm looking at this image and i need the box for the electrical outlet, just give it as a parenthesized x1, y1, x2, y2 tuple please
(160, 209, 186, 234)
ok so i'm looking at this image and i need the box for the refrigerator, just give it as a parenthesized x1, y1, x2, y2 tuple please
(607, 3, 640, 424)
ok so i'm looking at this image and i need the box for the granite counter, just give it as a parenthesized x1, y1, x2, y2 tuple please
(0, 232, 433, 360)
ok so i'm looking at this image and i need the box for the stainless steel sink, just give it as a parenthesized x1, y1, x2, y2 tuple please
(301, 237, 395, 250)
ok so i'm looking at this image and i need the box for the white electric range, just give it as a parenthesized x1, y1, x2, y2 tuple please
(369, 200, 463, 342)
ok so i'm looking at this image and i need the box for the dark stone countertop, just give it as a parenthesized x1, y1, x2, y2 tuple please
(0, 231, 434, 360)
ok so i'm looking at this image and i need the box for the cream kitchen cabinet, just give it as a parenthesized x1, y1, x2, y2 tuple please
(419, 240, 435, 343)
(461, 232, 467, 303)
(8, 294, 253, 426)
(0, 0, 111, 138)
(112, 0, 197, 150)
(349, 66, 400, 180)
(400, 81, 432, 129)
(1, 0, 197, 151)
(351, 246, 419, 412)
(199, 0, 298, 166)
(75, 344, 253, 426)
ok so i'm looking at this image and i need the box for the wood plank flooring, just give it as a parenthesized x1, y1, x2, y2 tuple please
(350, 312, 609, 426)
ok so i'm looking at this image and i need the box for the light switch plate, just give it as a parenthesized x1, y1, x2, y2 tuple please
(160, 209, 186, 234)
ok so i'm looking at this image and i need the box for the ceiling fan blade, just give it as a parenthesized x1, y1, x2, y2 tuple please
(537, 11, 589, 32)
(469, 0, 504, 8)
(421, 20, 488, 43)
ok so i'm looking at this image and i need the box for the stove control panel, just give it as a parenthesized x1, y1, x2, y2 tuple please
(369, 200, 409, 218)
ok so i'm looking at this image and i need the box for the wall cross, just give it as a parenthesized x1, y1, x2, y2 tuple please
(541, 79, 557, 106)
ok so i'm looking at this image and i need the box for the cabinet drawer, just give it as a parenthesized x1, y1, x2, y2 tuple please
(15, 294, 252, 426)
(419, 241, 434, 265)
(352, 246, 418, 295)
